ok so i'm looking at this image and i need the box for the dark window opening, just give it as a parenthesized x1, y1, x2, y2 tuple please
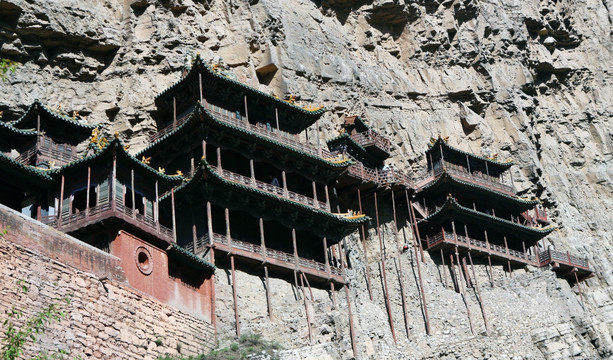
(124, 187, 145, 215)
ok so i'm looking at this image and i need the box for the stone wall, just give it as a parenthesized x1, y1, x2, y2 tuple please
(0, 205, 215, 359)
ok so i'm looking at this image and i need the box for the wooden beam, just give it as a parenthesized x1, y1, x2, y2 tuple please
(441, 249, 448, 289)
(230, 254, 240, 337)
(406, 190, 431, 335)
(374, 191, 396, 344)
(225, 208, 232, 249)
(391, 191, 410, 340)
(455, 250, 474, 335)
(300, 273, 313, 345)
(357, 188, 374, 300)
(264, 265, 272, 320)
(468, 251, 489, 334)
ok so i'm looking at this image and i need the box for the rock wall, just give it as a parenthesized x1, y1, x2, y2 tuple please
(1, 0, 612, 359)
(0, 205, 215, 359)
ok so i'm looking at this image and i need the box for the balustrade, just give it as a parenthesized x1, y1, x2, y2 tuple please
(350, 130, 392, 154)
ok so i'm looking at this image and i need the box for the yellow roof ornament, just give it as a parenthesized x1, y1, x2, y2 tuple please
(158, 167, 165, 174)
(141, 156, 151, 165)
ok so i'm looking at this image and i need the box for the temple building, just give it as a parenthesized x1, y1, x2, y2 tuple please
(411, 137, 592, 283)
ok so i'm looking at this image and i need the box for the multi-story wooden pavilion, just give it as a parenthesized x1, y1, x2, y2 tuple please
(412, 137, 592, 282)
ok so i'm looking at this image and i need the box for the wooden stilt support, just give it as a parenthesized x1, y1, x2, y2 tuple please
(357, 188, 374, 301)
(573, 271, 585, 307)
(391, 191, 410, 340)
(441, 249, 448, 289)
(230, 254, 240, 337)
(330, 282, 337, 308)
(504, 236, 511, 276)
(462, 256, 472, 288)
(292, 228, 300, 299)
(449, 254, 459, 293)
(455, 250, 474, 335)
(374, 192, 397, 344)
(406, 190, 431, 335)
(468, 252, 489, 334)
(264, 265, 272, 320)
(299, 273, 313, 345)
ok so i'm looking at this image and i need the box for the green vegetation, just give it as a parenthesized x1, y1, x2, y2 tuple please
(1, 280, 72, 360)
(159, 334, 282, 360)
(0, 59, 19, 82)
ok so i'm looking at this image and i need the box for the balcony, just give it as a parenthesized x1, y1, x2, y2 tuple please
(42, 197, 174, 243)
(150, 102, 337, 162)
(346, 162, 413, 188)
(182, 232, 344, 284)
(414, 161, 515, 195)
(211, 166, 330, 212)
(15, 139, 79, 166)
(350, 130, 392, 157)
(426, 230, 538, 265)
(538, 248, 590, 271)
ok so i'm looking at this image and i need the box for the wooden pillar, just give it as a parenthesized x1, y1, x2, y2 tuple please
(330, 282, 337, 308)
(323, 236, 331, 276)
(429, 152, 435, 176)
(244, 95, 249, 122)
(202, 139, 207, 159)
(191, 211, 198, 253)
(198, 73, 203, 103)
(86, 166, 91, 217)
(292, 228, 300, 299)
(441, 249, 448, 289)
(111, 151, 117, 211)
(154, 180, 159, 224)
(282, 171, 288, 197)
(468, 252, 489, 334)
(250, 159, 256, 186)
(574, 271, 584, 307)
(455, 250, 474, 335)
(299, 274, 313, 345)
(230, 254, 240, 337)
(374, 191, 396, 344)
(485, 161, 490, 177)
(315, 119, 322, 156)
(466, 154, 471, 173)
(406, 190, 431, 335)
(391, 191, 410, 340)
(58, 175, 65, 228)
(225, 208, 232, 249)
(190, 156, 195, 177)
(206, 201, 214, 244)
(357, 188, 374, 300)
(484, 229, 494, 286)
(274, 107, 280, 139)
(259, 217, 272, 319)
(216, 147, 222, 172)
(171, 189, 177, 242)
(131, 169, 136, 217)
(173, 96, 177, 129)
(324, 185, 331, 211)
(449, 254, 459, 292)
(312, 181, 318, 203)
(264, 265, 272, 320)
(504, 236, 511, 275)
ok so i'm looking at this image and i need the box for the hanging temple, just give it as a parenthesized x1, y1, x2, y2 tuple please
(0, 55, 592, 349)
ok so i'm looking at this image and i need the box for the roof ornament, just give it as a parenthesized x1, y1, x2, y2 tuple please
(88, 128, 108, 153)
(141, 156, 151, 165)
(158, 167, 166, 174)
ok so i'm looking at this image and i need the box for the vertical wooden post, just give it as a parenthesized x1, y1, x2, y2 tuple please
(244, 95, 248, 122)
(323, 236, 331, 276)
(230, 254, 240, 337)
(324, 185, 330, 211)
(299, 274, 313, 345)
(485, 161, 490, 177)
(206, 201, 214, 244)
(312, 181, 318, 203)
(58, 175, 65, 228)
(112, 152, 117, 212)
(468, 252, 489, 334)
(264, 265, 272, 320)
(374, 191, 397, 344)
(455, 250, 474, 335)
(292, 228, 300, 299)
(216, 147, 222, 172)
(171, 188, 176, 242)
(131, 169, 135, 217)
(198, 73, 203, 103)
(250, 159, 256, 186)
(406, 190, 431, 335)
(86, 166, 91, 217)
(484, 229, 494, 286)
(357, 188, 374, 300)
(192, 211, 198, 253)
(154, 180, 159, 224)
(225, 208, 232, 249)
(504, 236, 511, 275)
(190, 156, 195, 177)
(282, 171, 288, 197)
(429, 152, 435, 176)
(315, 119, 322, 156)
(330, 282, 337, 308)
(391, 191, 410, 340)
(173, 96, 177, 129)
(207, 203, 217, 340)
(440, 248, 449, 288)
(573, 271, 584, 307)
(449, 254, 459, 292)
(466, 154, 471, 173)
(202, 139, 207, 159)
(274, 107, 280, 139)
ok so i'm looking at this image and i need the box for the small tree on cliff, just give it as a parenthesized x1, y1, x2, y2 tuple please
(1, 280, 71, 360)
(0, 59, 19, 82)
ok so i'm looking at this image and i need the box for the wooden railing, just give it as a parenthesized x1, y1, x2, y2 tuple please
(347, 163, 380, 183)
(149, 102, 337, 162)
(15, 147, 36, 164)
(186, 233, 342, 277)
(443, 162, 515, 195)
(426, 230, 537, 264)
(212, 167, 329, 211)
(534, 207, 549, 223)
(350, 130, 392, 154)
(539, 248, 589, 270)
(346, 162, 413, 187)
(52, 198, 173, 240)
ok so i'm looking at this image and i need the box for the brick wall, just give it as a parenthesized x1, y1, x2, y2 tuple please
(0, 205, 215, 359)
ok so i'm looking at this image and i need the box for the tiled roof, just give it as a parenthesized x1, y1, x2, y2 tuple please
(427, 137, 513, 169)
(10, 100, 97, 132)
(167, 243, 215, 274)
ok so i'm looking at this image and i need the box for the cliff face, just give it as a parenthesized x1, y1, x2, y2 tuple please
(1, 0, 612, 359)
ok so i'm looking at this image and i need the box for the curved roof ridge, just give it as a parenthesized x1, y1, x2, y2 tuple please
(10, 100, 97, 131)
(427, 137, 514, 168)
